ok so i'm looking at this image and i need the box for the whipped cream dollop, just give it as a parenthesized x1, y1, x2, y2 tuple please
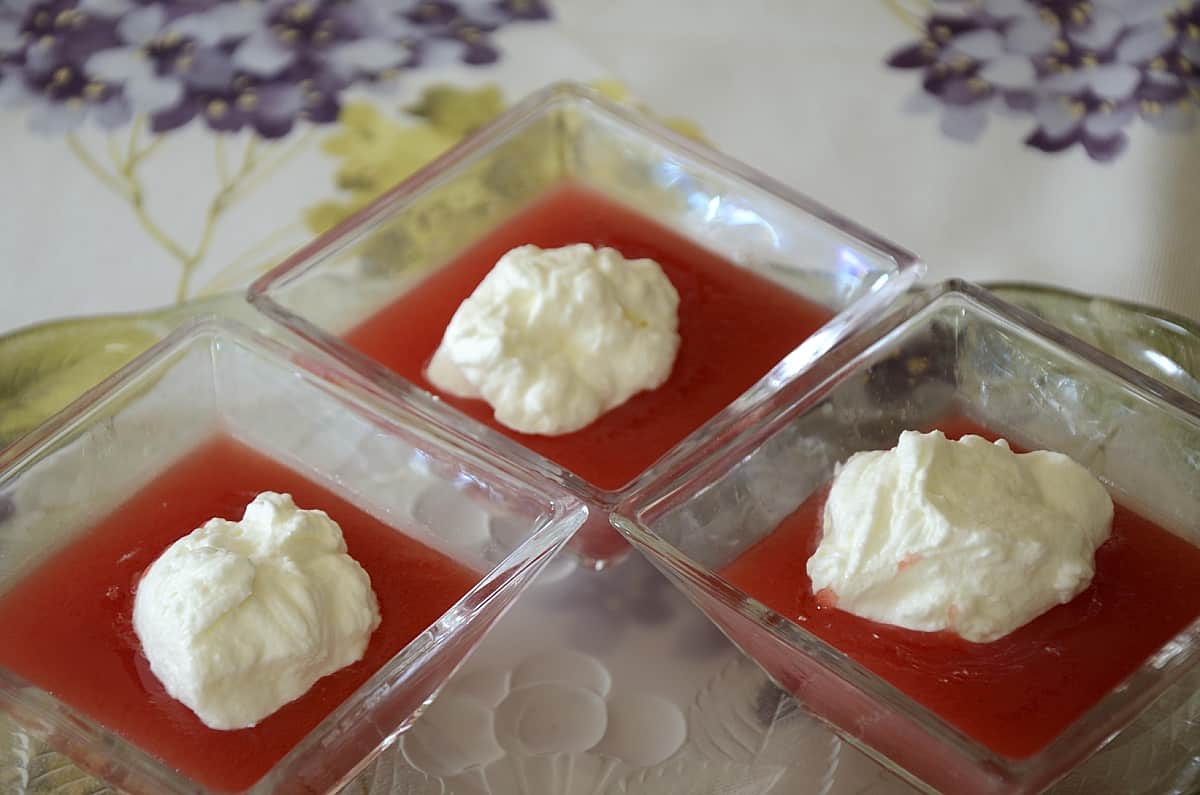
(133, 492, 380, 730)
(426, 243, 680, 436)
(808, 430, 1113, 643)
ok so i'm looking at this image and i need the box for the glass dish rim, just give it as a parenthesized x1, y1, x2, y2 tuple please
(983, 280, 1200, 342)
(0, 313, 588, 794)
(247, 80, 922, 297)
(610, 279, 1200, 791)
(246, 79, 924, 501)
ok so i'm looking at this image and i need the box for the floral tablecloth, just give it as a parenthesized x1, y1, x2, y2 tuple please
(554, 0, 1200, 326)
(3, 2, 1200, 794)
(0, 0, 607, 333)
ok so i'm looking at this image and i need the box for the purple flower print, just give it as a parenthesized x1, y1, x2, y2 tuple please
(144, 0, 508, 137)
(491, 0, 550, 23)
(0, 0, 128, 132)
(391, 0, 509, 66)
(83, 4, 201, 119)
(887, 0, 1200, 162)
(403, 0, 458, 25)
(148, 52, 347, 138)
(233, 2, 408, 85)
(0, 0, 552, 137)
(143, 1, 384, 137)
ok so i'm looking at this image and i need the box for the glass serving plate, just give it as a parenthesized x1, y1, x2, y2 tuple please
(2, 283, 1198, 795)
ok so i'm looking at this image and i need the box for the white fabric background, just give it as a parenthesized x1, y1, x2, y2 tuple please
(554, 0, 1200, 323)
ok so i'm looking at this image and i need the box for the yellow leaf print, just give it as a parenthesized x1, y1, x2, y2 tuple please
(305, 81, 710, 238)
(304, 85, 510, 236)
(406, 84, 506, 138)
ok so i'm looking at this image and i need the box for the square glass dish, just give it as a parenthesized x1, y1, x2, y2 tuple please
(612, 281, 1200, 794)
(248, 81, 921, 565)
(0, 316, 586, 795)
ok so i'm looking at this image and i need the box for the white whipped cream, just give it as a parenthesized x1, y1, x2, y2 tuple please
(808, 430, 1113, 643)
(426, 243, 680, 436)
(133, 492, 381, 730)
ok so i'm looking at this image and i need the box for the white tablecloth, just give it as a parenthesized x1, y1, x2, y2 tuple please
(555, 0, 1200, 324)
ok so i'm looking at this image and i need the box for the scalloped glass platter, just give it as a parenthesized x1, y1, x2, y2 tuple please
(2, 282, 1199, 795)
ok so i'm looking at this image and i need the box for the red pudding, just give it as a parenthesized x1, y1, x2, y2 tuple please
(344, 184, 835, 490)
(720, 419, 1200, 759)
(0, 436, 480, 792)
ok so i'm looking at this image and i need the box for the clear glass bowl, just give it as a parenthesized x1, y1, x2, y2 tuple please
(0, 315, 586, 795)
(612, 280, 1200, 794)
(248, 81, 921, 566)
